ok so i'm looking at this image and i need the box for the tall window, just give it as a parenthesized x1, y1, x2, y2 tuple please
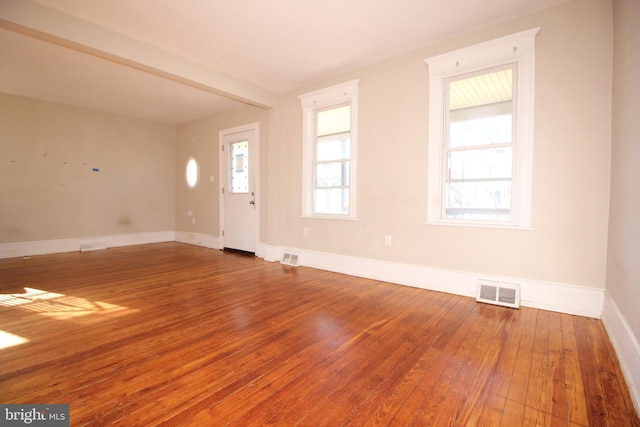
(300, 80, 359, 218)
(445, 66, 514, 221)
(426, 28, 538, 228)
(315, 105, 351, 214)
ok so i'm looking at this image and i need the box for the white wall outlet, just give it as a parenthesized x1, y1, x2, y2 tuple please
(192, 217, 196, 225)
(384, 235, 392, 246)
(303, 227, 309, 237)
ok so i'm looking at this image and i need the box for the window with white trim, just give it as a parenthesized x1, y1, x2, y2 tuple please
(425, 28, 538, 228)
(299, 80, 359, 218)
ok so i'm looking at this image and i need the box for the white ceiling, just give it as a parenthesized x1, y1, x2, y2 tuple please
(0, 0, 569, 125)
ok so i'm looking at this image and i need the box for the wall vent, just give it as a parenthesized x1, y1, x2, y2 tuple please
(80, 242, 106, 252)
(477, 279, 520, 309)
(280, 252, 300, 267)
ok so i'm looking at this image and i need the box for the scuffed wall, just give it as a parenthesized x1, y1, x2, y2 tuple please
(0, 94, 175, 243)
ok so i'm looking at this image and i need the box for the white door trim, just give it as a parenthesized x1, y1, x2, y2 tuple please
(219, 122, 260, 251)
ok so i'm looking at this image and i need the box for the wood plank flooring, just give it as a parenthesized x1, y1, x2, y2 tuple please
(0, 242, 638, 426)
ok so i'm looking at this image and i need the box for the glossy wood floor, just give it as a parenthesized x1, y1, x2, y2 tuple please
(0, 243, 638, 426)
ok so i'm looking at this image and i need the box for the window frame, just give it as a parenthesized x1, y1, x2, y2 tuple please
(299, 79, 359, 219)
(425, 28, 539, 229)
(185, 156, 199, 189)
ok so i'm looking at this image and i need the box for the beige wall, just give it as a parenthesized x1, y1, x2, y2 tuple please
(0, 93, 175, 243)
(608, 0, 640, 344)
(269, 0, 613, 289)
(175, 105, 269, 240)
(0, 0, 616, 295)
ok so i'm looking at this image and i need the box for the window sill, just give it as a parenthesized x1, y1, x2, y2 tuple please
(424, 220, 533, 231)
(301, 214, 358, 221)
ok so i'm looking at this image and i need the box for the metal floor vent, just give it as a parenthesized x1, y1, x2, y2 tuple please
(280, 252, 300, 267)
(477, 280, 520, 309)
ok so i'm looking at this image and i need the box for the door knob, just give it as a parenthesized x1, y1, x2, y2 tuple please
(249, 200, 255, 205)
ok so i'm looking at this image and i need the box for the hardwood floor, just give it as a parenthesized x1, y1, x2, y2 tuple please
(0, 242, 638, 426)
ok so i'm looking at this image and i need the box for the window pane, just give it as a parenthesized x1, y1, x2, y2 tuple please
(185, 157, 199, 189)
(314, 188, 349, 214)
(230, 140, 249, 193)
(445, 180, 512, 220)
(317, 133, 350, 161)
(449, 112, 512, 147)
(317, 105, 350, 137)
(316, 161, 349, 188)
(448, 68, 513, 148)
(447, 147, 512, 181)
(443, 67, 515, 222)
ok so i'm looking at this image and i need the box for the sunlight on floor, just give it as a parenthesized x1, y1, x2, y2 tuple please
(0, 287, 137, 320)
(0, 330, 28, 349)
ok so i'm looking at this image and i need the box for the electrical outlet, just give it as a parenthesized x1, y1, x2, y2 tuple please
(303, 227, 309, 237)
(192, 217, 196, 225)
(384, 235, 392, 246)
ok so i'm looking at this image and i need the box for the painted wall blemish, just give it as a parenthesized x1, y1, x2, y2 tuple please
(117, 216, 133, 227)
(0, 92, 175, 243)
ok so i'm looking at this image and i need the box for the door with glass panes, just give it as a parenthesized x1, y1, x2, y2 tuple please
(221, 127, 256, 253)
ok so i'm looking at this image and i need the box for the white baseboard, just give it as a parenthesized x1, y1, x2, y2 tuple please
(255, 242, 268, 259)
(263, 245, 604, 319)
(173, 233, 269, 258)
(174, 231, 221, 249)
(0, 231, 175, 259)
(0, 236, 605, 319)
(601, 294, 640, 414)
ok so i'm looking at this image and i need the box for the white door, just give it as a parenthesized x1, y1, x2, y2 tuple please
(220, 125, 258, 253)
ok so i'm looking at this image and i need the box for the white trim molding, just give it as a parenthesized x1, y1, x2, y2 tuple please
(0, 231, 175, 259)
(261, 244, 604, 319)
(425, 28, 539, 228)
(1, 235, 606, 320)
(299, 79, 360, 219)
(601, 293, 640, 413)
(174, 231, 221, 249)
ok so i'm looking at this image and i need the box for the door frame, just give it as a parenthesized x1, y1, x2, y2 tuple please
(218, 122, 260, 251)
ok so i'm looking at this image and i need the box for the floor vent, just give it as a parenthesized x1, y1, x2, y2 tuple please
(477, 280, 520, 309)
(80, 242, 107, 252)
(280, 252, 300, 267)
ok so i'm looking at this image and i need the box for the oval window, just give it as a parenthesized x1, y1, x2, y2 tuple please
(185, 157, 199, 189)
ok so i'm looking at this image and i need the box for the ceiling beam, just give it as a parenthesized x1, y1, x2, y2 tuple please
(0, 0, 278, 109)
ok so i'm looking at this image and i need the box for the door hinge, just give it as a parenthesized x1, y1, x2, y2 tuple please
(222, 187, 225, 194)
(222, 230, 224, 237)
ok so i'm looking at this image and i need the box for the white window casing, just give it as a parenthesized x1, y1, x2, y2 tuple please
(425, 28, 539, 228)
(299, 79, 360, 219)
